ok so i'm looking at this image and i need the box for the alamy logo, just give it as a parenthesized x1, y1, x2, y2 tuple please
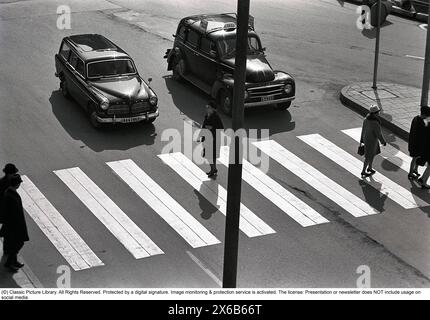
(356, 6, 372, 31)
(161, 121, 270, 173)
(57, 5, 71, 30)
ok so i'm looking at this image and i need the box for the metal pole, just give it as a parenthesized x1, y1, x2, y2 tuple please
(222, 0, 249, 288)
(420, 4, 430, 107)
(372, 0, 382, 89)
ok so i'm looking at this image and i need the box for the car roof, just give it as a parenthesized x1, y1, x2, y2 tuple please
(64, 34, 130, 62)
(182, 13, 257, 39)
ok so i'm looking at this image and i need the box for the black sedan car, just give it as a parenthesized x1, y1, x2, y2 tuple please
(55, 34, 159, 128)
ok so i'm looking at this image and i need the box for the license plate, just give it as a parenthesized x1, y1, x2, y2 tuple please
(261, 95, 274, 102)
(121, 116, 142, 123)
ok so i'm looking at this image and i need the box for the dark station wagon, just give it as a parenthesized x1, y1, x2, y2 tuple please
(55, 34, 159, 128)
(164, 13, 295, 115)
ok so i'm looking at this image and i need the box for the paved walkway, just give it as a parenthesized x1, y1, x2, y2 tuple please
(340, 82, 425, 140)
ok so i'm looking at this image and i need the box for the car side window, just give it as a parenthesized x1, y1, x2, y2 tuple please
(68, 52, 79, 68)
(201, 37, 217, 57)
(186, 30, 200, 48)
(60, 42, 71, 60)
(177, 25, 187, 40)
(75, 59, 85, 77)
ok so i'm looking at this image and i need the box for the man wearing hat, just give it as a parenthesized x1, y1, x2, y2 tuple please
(0, 173, 29, 272)
(360, 105, 387, 177)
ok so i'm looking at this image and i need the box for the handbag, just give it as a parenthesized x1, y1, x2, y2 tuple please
(357, 144, 365, 156)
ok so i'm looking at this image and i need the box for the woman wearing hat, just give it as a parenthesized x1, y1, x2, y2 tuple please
(360, 105, 387, 178)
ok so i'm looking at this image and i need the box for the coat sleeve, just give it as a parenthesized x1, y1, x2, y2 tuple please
(375, 122, 386, 144)
(360, 120, 366, 144)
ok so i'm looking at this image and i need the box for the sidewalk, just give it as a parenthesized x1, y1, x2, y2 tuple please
(340, 82, 424, 140)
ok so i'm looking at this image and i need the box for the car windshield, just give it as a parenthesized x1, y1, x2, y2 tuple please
(217, 35, 262, 58)
(87, 59, 136, 78)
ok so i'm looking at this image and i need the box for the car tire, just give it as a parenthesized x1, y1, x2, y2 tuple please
(87, 103, 102, 129)
(60, 79, 70, 99)
(219, 90, 233, 116)
(275, 101, 292, 110)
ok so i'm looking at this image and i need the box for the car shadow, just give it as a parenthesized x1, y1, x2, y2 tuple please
(163, 75, 296, 136)
(49, 90, 157, 152)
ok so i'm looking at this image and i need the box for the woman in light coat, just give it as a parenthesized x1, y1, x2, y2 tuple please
(360, 105, 386, 177)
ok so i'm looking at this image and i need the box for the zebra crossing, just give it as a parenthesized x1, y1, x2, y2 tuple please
(16, 127, 429, 271)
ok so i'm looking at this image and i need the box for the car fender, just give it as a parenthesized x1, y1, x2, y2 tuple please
(211, 75, 234, 101)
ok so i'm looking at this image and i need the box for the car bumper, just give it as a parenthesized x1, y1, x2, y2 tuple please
(95, 110, 159, 124)
(245, 96, 295, 108)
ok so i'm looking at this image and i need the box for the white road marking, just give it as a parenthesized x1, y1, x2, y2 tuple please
(107, 160, 220, 248)
(158, 152, 276, 237)
(186, 250, 222, 287)
(54, 168, 164, 259)
(419, 24, 427, 31)
(19, 175, 104, 271)
(342, 128, 424, 175)
(253, 140, 379, 217)
(299, 134, 428, 209)
(218, 146, 329, 227)
(405, 55, 425, 60)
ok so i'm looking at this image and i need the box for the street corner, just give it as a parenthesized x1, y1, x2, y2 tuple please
(340, 81, 424, 139)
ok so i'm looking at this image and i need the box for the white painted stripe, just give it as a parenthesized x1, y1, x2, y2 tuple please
(19, 176, 104, 271)
(342, 128, 424, 176)
(107, 160, 220, 248)
(299, 134, 428, 209)
(186, 250, 222, 287)
(406, 55, 425, 60)
(158, 153, 276, 237)
(55, 168, 164, 259)
(253, 140, 379, 217)
(218, 146, 329, 227)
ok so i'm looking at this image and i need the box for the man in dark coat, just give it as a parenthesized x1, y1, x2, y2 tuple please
(408, 107, 430, 182)
(0, 174, 29, 272)
(0, 164, 19, 254)
(201, 101, 224, 178)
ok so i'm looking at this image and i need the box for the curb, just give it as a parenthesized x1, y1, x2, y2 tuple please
(340, 87, 410, 141)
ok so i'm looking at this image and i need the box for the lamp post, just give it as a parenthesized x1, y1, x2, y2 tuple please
(420, 4, 430, 107)
(222, 0, 250, 288)
(372, 0, 382, 89)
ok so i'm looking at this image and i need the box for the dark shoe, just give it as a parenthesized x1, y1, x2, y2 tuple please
(408, 173, 416, 180)
(361, 172, 370, 178)
(367, 169, 376, 175)
(418, 178, 430, 189)
(207, 170, 218, 178)
(4, 263, 19, 272)
(14, 262, 24, 268)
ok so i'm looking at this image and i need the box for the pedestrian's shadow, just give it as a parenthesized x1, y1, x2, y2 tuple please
(358, 178, 387, 213)
(409, 180, 430, 215)
(195, 176, 221, 220)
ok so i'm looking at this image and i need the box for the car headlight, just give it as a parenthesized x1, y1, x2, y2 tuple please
(244, 90, 249, 100)
(284, 84, 293, 95)
(149, 96, 158, 106)
(100, 97, 109, 110)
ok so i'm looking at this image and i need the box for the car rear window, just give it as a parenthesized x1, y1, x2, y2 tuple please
(87, 59, 136, 78)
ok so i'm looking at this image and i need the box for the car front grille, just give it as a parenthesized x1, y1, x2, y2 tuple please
(247, 84, 285, 98)
(107, 104, 129, 115)
(131, 102, 151, 114)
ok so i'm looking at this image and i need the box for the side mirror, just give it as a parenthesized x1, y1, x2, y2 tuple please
(262, 47, 266, 52)
(148, 78, 153, 84)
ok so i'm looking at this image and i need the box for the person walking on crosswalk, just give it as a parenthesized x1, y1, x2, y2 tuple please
(360, 105, 387, 178)
(0, 164, 19, 255)
(201, 101, 224, 178)
(408, 106, 430, 182)
(0, 174, 29, 272)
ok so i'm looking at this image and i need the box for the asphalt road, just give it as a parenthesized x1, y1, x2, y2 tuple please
(0, 0, 429, 288)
